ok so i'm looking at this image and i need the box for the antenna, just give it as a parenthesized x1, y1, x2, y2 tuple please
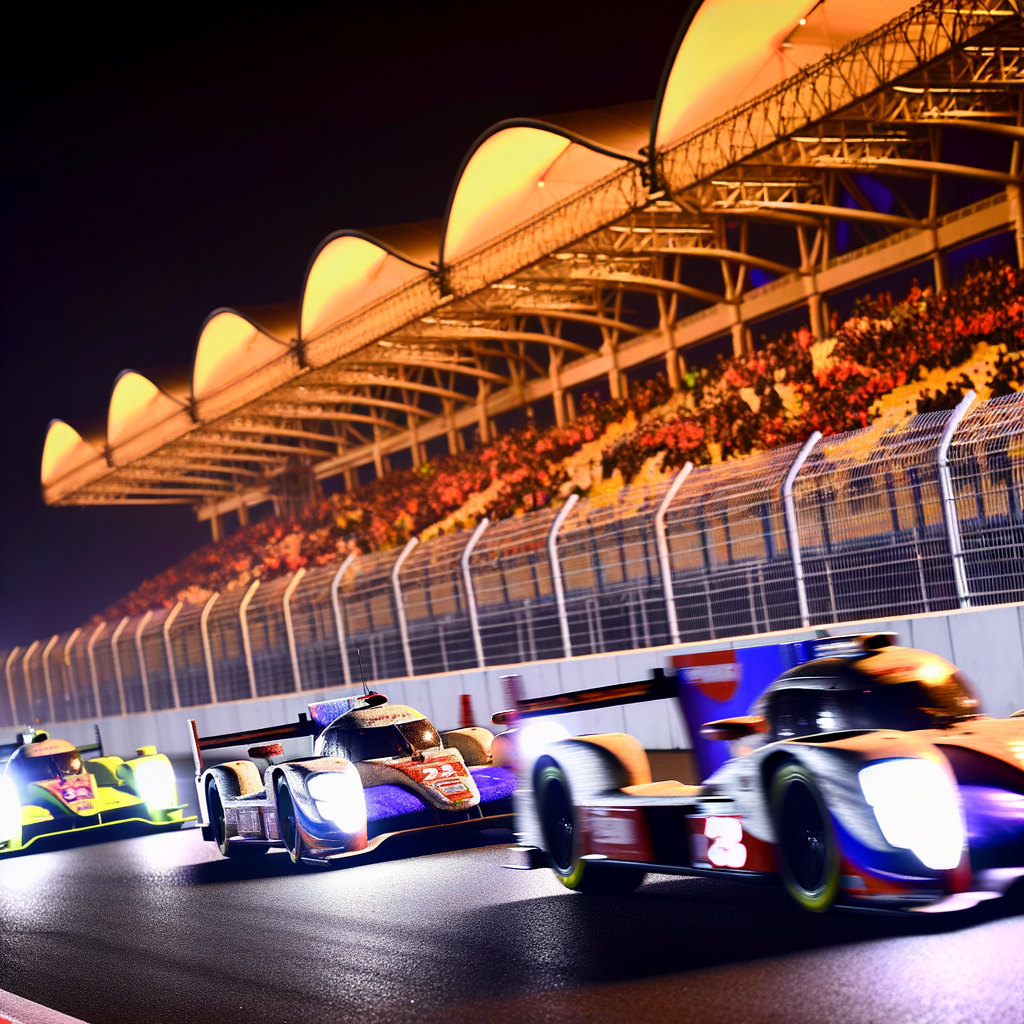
(356, 646, 368, 695)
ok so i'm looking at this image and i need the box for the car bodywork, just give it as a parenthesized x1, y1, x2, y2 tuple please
(0, 728, 192, 856)
(188, 692, 516, 864)
(503, 635, 1024, 912)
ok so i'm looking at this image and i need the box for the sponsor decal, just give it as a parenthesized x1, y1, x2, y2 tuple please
(394, 754, 475, 804)
(38, 777, 96, 814)
(579, 806, 653, 862)
(674, 651, 741, 702)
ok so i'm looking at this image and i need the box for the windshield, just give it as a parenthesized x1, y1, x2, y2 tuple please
(335, 720, 441, 762)
(6, 751, 86, 787)
(767, 672, 980, 741)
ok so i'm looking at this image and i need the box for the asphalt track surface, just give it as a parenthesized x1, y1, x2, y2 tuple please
(2, 785, 1024, 1024)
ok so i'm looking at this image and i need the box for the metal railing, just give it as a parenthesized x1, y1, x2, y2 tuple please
(3, 390, 1022, 728)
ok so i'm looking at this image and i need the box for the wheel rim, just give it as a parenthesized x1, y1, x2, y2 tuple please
(779, 777, 828, 894)
(541, 776, 575, 873)
(277, 783, 300, 860)
(209, 784, 228, 852)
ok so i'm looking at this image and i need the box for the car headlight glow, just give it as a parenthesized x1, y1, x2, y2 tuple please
(307, 771, 365, 833)
(518, 720, 570, 758)
(0, 775, 20, 843)
(133, 759, 178, 810)
(858, 758, 964, 871)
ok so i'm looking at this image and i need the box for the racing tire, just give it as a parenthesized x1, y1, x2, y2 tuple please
(534, 759, 645, 896)
(770, 762, 840, 912)
(207, 780, 267, 859)
(276, 777, 303, 865)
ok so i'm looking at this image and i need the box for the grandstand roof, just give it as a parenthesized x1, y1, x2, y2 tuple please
(42, 0, 1023, 518)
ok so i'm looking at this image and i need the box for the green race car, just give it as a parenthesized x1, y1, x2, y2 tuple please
(0, 728, 194, 856)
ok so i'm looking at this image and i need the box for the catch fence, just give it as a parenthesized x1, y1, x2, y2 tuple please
(4, 390, 1023, 728)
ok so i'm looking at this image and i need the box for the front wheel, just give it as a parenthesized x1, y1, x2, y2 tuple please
(535, 760, 645, 895)
(770, 762, 840, 912)
(276, 778, 303, 865)
(207, 780, 267, 859)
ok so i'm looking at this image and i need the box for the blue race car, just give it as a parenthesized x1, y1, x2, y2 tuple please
(189, 692, 516, 864)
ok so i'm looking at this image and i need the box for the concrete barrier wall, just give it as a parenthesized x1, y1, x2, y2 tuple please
(12, 602, 1024, 759)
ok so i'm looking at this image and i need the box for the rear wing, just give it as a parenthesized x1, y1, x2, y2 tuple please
(187, 692, 388, 776)
(492, 669, 678, 726)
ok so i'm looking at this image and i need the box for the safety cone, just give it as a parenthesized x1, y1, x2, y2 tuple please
(459, 693, 477, 729)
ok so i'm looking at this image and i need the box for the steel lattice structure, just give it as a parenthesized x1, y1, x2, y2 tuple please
(40, 0, 1024, 540)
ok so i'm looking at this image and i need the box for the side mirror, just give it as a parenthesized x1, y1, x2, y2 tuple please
(700, 715, 768, 742)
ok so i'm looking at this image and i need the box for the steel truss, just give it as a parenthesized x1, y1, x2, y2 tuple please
(55, 2, 1024, 536)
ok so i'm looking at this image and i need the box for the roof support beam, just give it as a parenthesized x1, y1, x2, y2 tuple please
(570, 270, 726, 306)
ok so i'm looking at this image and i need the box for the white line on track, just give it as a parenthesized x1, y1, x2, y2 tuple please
(0, 989, 89, 1024)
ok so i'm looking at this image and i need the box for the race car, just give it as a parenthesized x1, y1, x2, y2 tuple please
(188, 692, 516, 864)
(0, 728, 193, 856)
(501, 634, 1024, 913)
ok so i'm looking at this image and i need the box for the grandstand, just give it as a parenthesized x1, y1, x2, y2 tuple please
(8, 0, 1024, 727)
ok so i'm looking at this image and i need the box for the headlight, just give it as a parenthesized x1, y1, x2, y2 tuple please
(133, 759, 178, 810)
(858, 758, 964, 871)
(307, 772, 365, 833)
(0, 776, 20, 842)
(518, 720, 570, 758)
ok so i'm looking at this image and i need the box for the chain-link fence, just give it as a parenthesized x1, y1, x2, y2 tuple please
(4, 390, 1022, 728)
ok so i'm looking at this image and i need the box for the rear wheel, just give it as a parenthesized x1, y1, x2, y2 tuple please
(207, 780, 267, 859)
(535, 761, 645, 895)
(770, 762, 839, 912)
(276, 778, 303, 865)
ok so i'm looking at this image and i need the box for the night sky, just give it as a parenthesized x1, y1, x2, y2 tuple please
(0, 2, 690, 648)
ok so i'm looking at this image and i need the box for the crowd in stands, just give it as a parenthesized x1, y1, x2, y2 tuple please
(104, 259, 1024, 619)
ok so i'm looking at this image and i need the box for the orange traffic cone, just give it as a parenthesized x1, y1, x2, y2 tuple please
(459, 693, 477, 729)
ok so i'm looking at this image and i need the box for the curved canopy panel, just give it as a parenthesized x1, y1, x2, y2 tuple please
(107, 371, 189, 450)
(654, 0, 921, 150)
(544, 100, 653, 158)
(442, 123, 634, 265)
(300, 233, 432, 341)
(41, 420, 104, 489)
(369, 219, 442, 269)
(192, 308, 292, 403)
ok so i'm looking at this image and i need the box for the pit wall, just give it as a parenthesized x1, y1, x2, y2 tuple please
(14, 602, 1024, 760)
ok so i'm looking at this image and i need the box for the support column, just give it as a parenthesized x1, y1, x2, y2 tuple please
(237, 500, 249, 527)
(282, 568, 307, 692)
(547, 494, 579, 658)
(343, 466, 357, 493)
(330, 552, 358, 687)
(938, 390, 977, 608)
(782, 432, 822, 628)
(460, 518, 490, 668)
(209, 509, 223, 543)
(391, 538, 420, 678)
(929, 172, 948, 292)
(476, 382, 491, 443)
(372, 423, 385, 479)
(655, 464, 694, 645)
(444, 399, 461, 455)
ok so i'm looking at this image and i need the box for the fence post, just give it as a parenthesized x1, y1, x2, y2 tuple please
(937, 390, 977, 608)
(21, 641, 39, 724)
(4, 648, 20, 727)
(282, 569, 307, 693)
(655, 463, 693, 645)
(63, 628, 82, 718)
(41, 634, 58, 723)
(87, 622, 106, 717)
(110, 616, 130, 716)
(163, 601, 184, 709)
(239, 580, 261, 700)
(330, 553, 359, 687)
(548, 493, 579, 659)
(392, 538, 420, 678)
(134, 611, 153, 713)
(782, 431, 822, 628)
(460, 518, 490, 668)
(200, 592, 221, 703)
